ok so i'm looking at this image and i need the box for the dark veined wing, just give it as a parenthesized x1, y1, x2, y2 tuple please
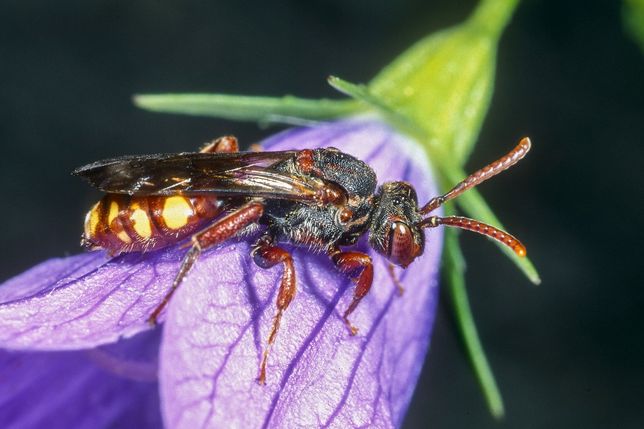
(72, 151, 326, 202)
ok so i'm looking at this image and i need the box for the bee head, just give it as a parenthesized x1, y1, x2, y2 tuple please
(368, 182, 425, 268)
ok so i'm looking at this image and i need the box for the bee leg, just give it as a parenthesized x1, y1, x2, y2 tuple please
(199, 135, 239, 153)
(251, 235, 296, 385)
(147, 200, 264, 326)
(329, 248, 374, 336)
(249, 143, 263, 152)
(294, 149, 329, 177)
(386, 263, 405, 296)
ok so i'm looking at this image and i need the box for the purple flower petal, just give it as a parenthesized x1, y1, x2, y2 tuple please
(160, 118, 443, 428)
(0, 244, 189, 349)
(0, 328, 162, 428)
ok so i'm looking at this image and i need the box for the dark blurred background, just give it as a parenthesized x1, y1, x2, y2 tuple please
(1, 0, 643, 428)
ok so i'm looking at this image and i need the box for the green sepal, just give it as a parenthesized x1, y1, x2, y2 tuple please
(443, 225, 505, 419)
(327, 76, 425, 138)
(133, 93, 363, 125)
(369, 0, 518, 165)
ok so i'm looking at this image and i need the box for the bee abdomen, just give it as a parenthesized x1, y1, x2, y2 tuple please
(83, 195, 225, 254)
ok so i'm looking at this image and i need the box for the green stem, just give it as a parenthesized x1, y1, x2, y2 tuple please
(444, 227, 505, 419)
(467, 0, 521, 38)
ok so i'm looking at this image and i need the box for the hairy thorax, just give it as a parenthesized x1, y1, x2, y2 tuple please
(261, 148, 378, 251)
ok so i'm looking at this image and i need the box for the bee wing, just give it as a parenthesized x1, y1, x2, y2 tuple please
(72, 151, 324, 201)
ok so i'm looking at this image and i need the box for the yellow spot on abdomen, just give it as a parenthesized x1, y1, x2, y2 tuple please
(84, 202, 101, 238)
(163, 196, 193, 229)
(107, 199, 131, 244)
(108, 200, 119, 225)
(130, 202, 152, 239)
(116, 230, 132, 243)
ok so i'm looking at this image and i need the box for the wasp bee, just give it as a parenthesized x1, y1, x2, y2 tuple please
(74, 135, 529, 384)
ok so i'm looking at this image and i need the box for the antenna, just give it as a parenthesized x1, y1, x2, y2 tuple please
(417, 137, 531, 257)
(420, 137, 531, 214)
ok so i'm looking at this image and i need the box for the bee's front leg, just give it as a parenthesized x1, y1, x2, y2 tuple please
(386, 263, 405, 296)
(251, 234, 296, 385)
(328, 247, 374, 336)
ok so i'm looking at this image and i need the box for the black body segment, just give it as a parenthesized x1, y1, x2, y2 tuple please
(262, 148, 377, 250)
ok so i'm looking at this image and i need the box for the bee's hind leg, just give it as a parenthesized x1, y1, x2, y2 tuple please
(199, 135, 239, 153)
(200, 135, 264, 153)
(147, 200, 264, 325)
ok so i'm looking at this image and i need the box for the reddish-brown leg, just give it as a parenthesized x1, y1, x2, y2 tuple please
(293, 150, 350, 208)
(199, 135, 239, 153)
(386, 263, 405, 296)
(295, 149, 323, 176)
(329, 248, 374, 336)
(147, 200, 264, 325)
(251, 235, 296, 385)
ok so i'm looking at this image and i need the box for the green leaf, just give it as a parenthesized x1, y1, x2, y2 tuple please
(443, 226, 505, 419)
(369, 0, 519, 165)
(624, 0, 644, 53)
(133, 93, 362, 124)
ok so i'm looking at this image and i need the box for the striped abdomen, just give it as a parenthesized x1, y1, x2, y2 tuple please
(82, 194, 227, 254)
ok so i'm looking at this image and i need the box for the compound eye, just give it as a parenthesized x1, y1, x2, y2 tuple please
(387, 221, 417, 267)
